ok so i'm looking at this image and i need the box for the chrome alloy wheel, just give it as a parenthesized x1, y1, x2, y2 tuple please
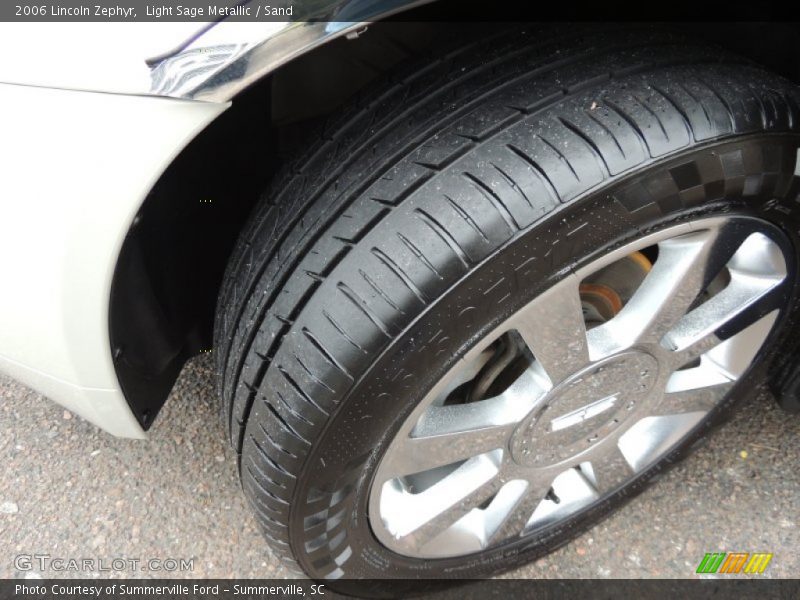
(369, 216, 790, 559)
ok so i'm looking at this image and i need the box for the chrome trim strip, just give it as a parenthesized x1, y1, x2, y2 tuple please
(148, 0, 433, 102)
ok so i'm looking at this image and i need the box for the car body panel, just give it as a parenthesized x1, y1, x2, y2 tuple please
(0, 22, 206, 94)
(0, 82, 228, 437)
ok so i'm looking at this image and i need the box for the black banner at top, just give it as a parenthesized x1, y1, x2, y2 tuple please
(7, 0, 299, 22)
(3, 0, 800, 22)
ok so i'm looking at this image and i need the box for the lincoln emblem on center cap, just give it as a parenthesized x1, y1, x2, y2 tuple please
(509, 351, 660, 468)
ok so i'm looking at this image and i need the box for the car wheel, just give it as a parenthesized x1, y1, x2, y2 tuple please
(214, 28, 800, 587)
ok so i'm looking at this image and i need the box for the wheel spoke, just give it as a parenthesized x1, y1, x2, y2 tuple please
(380, 452, 501, 543)
(406, 474, 506, 552)
(664, 275, 784, 368)
(634, 231, 721, 343)
(652, 383, 732, 417)
(384, 367, 547, 478)
(386, 356, 549, 479)
(487, 473, 555, 544)
(585, 443, 635, 494)
(381, 414, 512, 479)
(514, 274, 590, 384)
(591, 227, 750, 355)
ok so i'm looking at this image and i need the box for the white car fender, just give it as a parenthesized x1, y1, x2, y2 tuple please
(0, 82, 228, 437)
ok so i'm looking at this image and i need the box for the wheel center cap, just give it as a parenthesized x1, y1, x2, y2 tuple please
(509, 351, 659, 468)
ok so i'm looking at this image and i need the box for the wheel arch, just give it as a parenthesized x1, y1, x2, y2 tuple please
(109, 14, 453, 428)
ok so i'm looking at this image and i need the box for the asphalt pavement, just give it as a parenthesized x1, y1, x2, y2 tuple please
(1, 354, 798, 580)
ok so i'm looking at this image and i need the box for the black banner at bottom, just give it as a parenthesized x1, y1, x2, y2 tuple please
(1, 579, 798, 600)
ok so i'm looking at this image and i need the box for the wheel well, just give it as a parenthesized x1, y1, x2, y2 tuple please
(109, 19, 454, 427)
(110, 19, 800, 428)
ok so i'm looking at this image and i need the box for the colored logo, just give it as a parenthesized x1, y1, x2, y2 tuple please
(696, 552, 773, 574)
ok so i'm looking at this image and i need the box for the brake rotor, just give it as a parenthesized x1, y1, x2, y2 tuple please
(580, 251, 652, 325)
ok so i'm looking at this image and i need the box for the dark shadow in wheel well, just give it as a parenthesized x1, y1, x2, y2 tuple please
(109, 20, 452, 428)
(109, 18, 800, 429)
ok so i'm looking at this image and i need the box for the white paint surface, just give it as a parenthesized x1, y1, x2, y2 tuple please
(0, 83, 228, 437)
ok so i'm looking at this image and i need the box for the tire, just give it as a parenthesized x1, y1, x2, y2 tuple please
(214, 27, 800, 587)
